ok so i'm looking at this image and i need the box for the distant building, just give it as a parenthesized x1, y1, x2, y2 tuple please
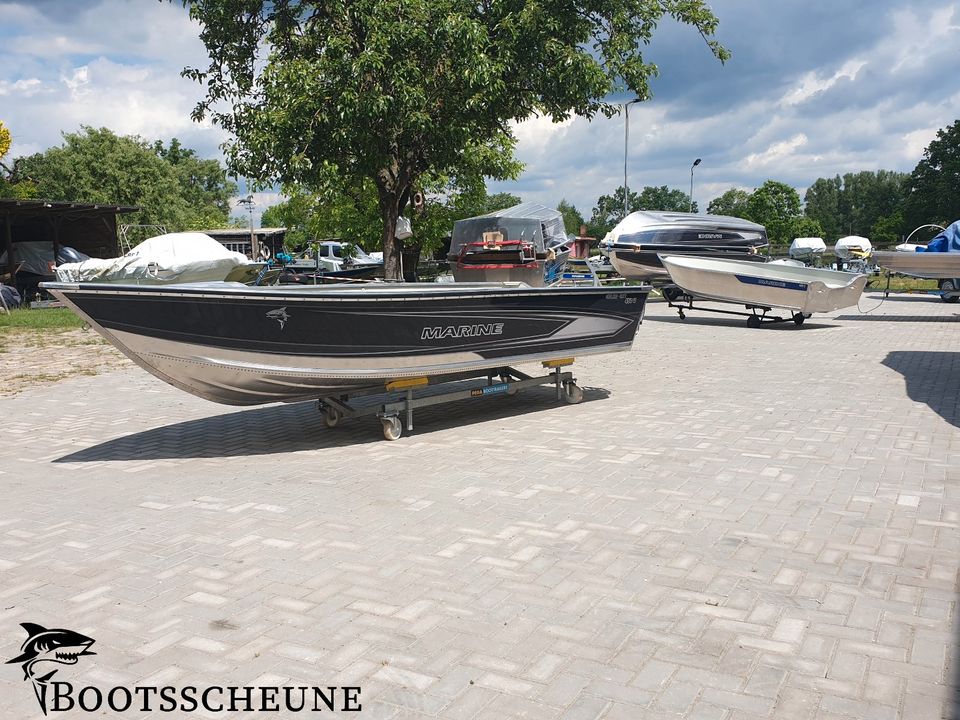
(203, 227, 287, 259)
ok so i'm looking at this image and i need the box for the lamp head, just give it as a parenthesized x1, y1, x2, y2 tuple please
(692, 158, 702, 168)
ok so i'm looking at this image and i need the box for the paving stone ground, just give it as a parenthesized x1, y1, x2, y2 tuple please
(0, 292, 958, 719)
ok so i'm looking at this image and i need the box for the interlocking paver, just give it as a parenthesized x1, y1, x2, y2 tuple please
(1, 295, 958, 718)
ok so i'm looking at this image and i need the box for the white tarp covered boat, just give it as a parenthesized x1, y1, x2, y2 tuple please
(788, 237, 826, 259)
(55, 232, 253, 284)
(835, 235, 872, 259)
(661, 255, 868, 322)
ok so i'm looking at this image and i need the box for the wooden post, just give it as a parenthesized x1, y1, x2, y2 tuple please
(4, 211, 13, 281)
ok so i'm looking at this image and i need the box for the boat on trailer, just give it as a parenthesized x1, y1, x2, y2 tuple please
(43, 280, 649, 437)
(601, 211, 768, 283)
(660, 256, 867, 327)
(448, 203, 571, 286)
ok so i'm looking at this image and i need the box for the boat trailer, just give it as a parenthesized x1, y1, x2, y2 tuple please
(317, 360, 583, 441)
(665, 291, 809, 328)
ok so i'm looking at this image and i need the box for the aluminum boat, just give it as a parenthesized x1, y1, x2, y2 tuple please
(872, 251, 960, 279)
(449, 203, 571, 286)
(43, 281, 649, 405)
(661, 256, 867, 315)
(601, 211, 768, 282)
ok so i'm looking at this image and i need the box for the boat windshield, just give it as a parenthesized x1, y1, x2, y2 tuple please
(450, 218, 545, 256)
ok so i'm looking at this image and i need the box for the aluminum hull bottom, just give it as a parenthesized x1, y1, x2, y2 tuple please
(609, 247, 766, 283)
(46, 281, 647, 406)
(873, 251, 960, 279)
(661, 256, 867, 314)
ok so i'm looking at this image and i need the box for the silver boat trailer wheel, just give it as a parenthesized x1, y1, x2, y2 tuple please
(318, 360, 582, 441)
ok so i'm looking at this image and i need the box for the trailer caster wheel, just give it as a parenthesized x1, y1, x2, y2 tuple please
(381, 416, 402, 441)
(323, 406, 342, 428)
(792, 312, 805, 326)
(747, 314, 761, 328)
(563, 382, 584, 405)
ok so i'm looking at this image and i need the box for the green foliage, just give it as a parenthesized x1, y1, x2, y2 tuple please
(557, 199, 585, 236)
(871, 211, 905, 246)
(12, 127, 236, 231)
(904, 119, 960, 228)
(804, 171, 907, 242)
(746, 180, 802, 247)
(0, 121, 10, 160)
(183, 0, 728, 277)
(706, 188, 751, 217)
(635, 185, 696, 213)
(587, 186, 638, 238)
(262, 181, 521, 257)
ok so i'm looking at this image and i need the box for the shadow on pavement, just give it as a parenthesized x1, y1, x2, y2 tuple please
(881, 351, 960, 429)
(644, 313, 836, 331)
(54, 385, 611, 462)
(836, 314, 960, 322)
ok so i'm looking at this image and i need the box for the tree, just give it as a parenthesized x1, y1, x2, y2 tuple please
(707, 188, 751, 217)
(805, 171, 906, 241)
(14, 127, 235, 230)
(635, 185, 696, 213)
(0, 121, 38, 199)
(803, 176, 843, 240)
(587, 186, 640, 239)
(183, 0, 729, 279)
(904, 119, 960, 228)
(557, 199, 584, 236)
(746, 180, 802, 247)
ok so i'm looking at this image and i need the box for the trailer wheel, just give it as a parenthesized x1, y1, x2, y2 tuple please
(939, 279, 960, 303)
(747, 314, 761, 328)
(323, 406, 342, 428)
(563, 382, 584, 404)
(381, 416, 402, 441)
(792, 312, 805, 326)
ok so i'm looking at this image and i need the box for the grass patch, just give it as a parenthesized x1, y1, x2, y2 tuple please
(0, 307, 85, 331)
(865, 276, 940, 292)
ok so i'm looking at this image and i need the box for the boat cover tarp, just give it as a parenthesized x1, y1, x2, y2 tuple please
(789, 237, 826, 257)
(835, 235, 872, 259)
(55, 232, 250, 284)
(916, 220, 960, 252)
(451, 202, 567, 255)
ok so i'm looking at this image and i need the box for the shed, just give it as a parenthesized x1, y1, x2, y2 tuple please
(203, 227, 287, 259)
(1, 198, 139, 282)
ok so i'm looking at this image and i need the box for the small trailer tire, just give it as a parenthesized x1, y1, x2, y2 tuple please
(323, 407, 342, 428)
(381, 416, 402, 441)
(563, 382, 584, 404)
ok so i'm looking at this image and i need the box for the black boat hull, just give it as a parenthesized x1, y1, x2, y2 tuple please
(44, 282, 649, 405)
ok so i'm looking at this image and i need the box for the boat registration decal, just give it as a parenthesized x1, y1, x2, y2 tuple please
(421, 323, 504, 340)
(734, 274, 808, 292)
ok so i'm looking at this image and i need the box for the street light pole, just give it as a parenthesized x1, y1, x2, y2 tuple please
(238, 194, 259, 259)
(623, 99, 641, 219)
(689, 158, 701, 213)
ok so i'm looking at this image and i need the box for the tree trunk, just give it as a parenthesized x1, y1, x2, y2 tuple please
(378, 191, 402, 281)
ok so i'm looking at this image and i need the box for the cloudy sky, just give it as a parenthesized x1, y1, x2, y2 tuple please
(1, 0, 958, 223)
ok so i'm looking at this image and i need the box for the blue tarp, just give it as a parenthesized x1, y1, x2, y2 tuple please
(918, 220, 960, 252)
